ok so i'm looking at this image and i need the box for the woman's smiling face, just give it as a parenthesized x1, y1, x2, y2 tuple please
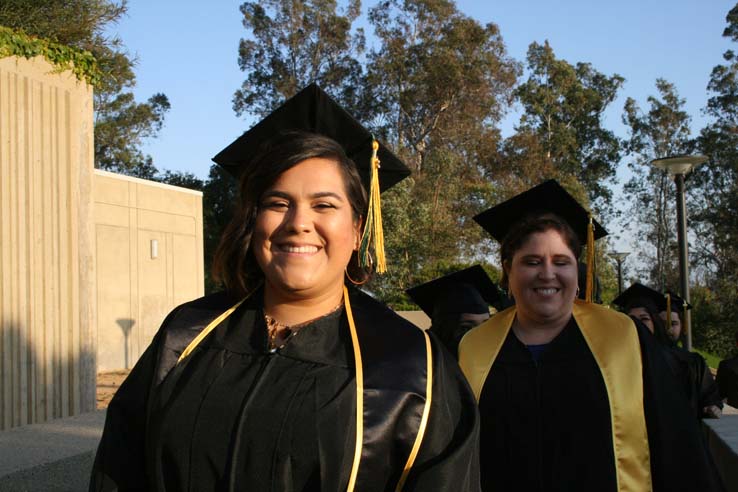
(252, 157, 359, 300)
(506, 228, 579, 325)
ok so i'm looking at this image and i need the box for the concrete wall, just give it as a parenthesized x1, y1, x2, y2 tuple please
(0, 56, 96, 430)
(93, 170, 204, 371)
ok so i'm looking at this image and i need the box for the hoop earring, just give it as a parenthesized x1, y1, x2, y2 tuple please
(345, 255, 372, 286)
(575, 286, 581, 299)
(345, 267, 369, 286)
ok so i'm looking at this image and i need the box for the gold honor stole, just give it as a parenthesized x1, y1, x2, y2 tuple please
(458, 301, 652, 492)
(177, 286, 432, 492)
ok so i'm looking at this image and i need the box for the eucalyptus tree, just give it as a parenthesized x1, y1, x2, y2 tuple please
(498, 41, 624, 214)
(364, 0, 519, 303)
(622, 79, 693, 289)
(690, 3, 738, 355)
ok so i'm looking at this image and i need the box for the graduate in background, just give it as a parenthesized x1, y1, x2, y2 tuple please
(717, 331, 738, 408)
(406, 265, 507, 358)
(661, 291, 722, 419)
(459, 180, 724, 492)
(614, 283, 722, 420)
(90, 84, 480, 492)
(660, 290, 691, 345)
(612, 282, 672, 340)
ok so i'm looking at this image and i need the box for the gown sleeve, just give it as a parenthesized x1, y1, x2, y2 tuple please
(694, 354, 723, 412)
(716, 360, 738, 406)
(401, 333, 481, 492)
(636, 322, 726, 492)
(88, 313, 175, 492)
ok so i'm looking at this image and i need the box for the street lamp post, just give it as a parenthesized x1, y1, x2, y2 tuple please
(650, 154, 708, 351)
(608, 252, 630, 295)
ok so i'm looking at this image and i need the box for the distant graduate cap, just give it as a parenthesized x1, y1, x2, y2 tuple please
(662, 290, 692, 312)
(212, 83, 410, 192)
(661, 290, 692, 334)
(405, 265, 504, 317)
(473, 180, 608, 303)
(612, 283, 664, 312)
(213, 83, 411, 273)
(473, 179, 607, 244)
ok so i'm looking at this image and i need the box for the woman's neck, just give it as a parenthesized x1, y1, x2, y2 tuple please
(263, 282, 345, 326)
(512, 310, 571, 345)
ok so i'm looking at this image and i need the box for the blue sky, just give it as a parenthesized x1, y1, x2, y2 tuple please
(111, 0, 737, 182)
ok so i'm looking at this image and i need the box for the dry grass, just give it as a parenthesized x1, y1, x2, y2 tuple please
(96, 370, 130, 409)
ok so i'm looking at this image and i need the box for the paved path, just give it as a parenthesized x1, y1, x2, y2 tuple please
(704, 415, 738, 491)
(0, 411, 105, 491)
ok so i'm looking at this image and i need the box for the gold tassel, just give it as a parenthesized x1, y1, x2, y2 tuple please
(666, 293, 672, 331)
(585, 215, 595, 303)
(358, 139, 387, 273)
(682, 299, 688, 338)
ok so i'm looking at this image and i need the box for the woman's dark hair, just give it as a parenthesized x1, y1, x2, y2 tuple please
(499, 213, 581, 288)
(212, 131, 369, 297)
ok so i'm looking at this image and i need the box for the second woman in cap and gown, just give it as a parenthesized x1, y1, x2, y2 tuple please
(614, 283, 723, 421)
(89, 85, 480, 492)
(459, 180, 724, 492)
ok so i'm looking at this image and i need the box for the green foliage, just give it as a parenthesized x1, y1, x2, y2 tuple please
(0, 0, 126, 46)
(94, 92, 171, 175)
(201, 167, 239, 294)
(687, 3, 738, 358)
(692, 348, 722, 370)
(621, 79, 692, 289)
(0, 0, 170, 177)
(233, 0, 365, 117)
(501, 41, 624, 215)
(0, 26, 101, 85)
(364, 0, 519, 304)
(691, 285, 736, 360)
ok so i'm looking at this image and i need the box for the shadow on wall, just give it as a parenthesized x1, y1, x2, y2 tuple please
(115, 319, 135, 370)
(0, 320, 95, 431)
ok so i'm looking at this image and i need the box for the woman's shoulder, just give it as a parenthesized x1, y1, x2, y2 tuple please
(169, 291, 240, 319)
(347, 286, 420, 333)
(159, 291, 241, 333)
(151, 291, 243, 375)
(346, 286, 430, 368)
(572, 300, 634, 326)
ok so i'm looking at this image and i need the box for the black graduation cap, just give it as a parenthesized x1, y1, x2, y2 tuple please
(405, 265, 504, 317)
(612, 283, 664, 311)
(473, 180, 608, 244)
(212, 83, 410, 192)
(663, 290, 692, 312)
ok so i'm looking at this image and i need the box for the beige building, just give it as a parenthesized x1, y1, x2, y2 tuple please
(1, 55, 96, 430)
(0, 55, 204, 429)
(93, 170, 204, 371)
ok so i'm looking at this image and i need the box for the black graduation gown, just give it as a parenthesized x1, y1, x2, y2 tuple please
(717, 355, 738, 408)
(477, 317, 724, 492)
(90, 287, 480, 492)
(662, 345, 723, 418)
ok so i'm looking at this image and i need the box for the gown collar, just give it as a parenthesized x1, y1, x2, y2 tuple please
(209, 287, 352, 368)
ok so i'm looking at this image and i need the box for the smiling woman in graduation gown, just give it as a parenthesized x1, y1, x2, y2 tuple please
(89, 85, 480, 492)
(460, 180, 723, 492)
